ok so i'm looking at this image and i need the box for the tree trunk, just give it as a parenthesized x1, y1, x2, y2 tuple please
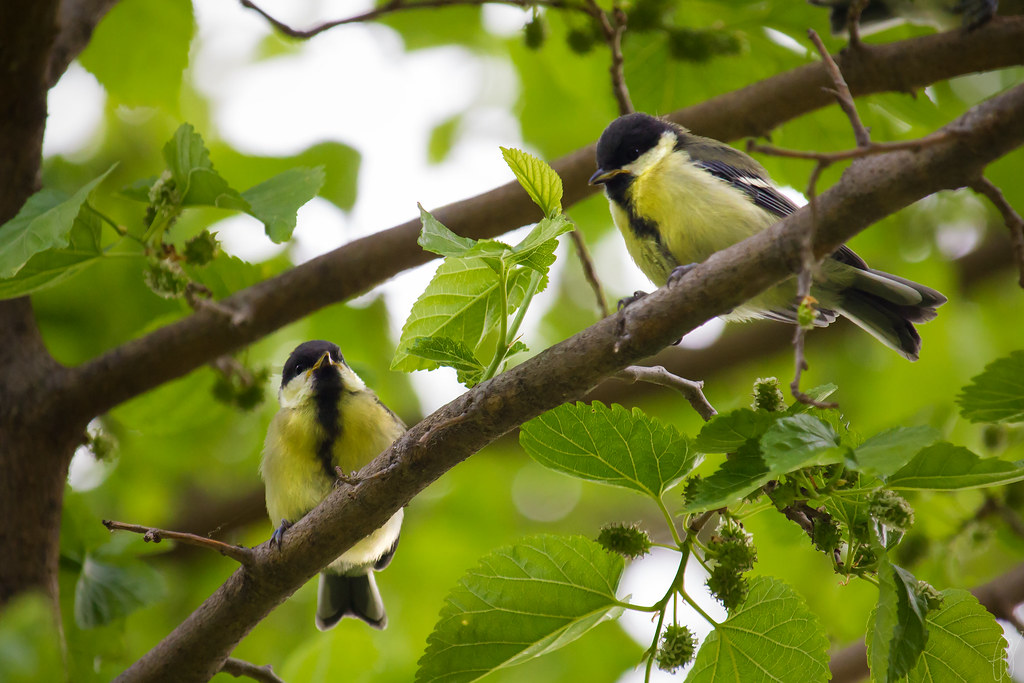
(0, 0, 72, 607)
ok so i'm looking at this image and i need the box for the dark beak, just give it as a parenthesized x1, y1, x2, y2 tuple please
(589, 168, 627, 185)
(311, 351, 335, 373)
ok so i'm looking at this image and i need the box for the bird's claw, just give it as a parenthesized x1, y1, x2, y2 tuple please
(617, 290, 648, 310)
(667, 263, 697, 287)
(334, 466, 362, 486)
(270, 519, 292, 550)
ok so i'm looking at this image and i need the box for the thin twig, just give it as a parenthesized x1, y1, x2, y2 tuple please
(614, 365, 717, 421)
(970, 176, 1024, 288)
(752, 128, 957, 401)
(186, 284, 252, 325)
(809, 29, 871, 147)
(242, 0, 636, 119)
(220, 658, 286, 683)
(103, 520, 255, 565)
(687, 510, 721, 536)
(586, 1, 633, 115)
(569, 228, 610, 317)
(748, 130, 955, 164)
(782, 29, 873, 408)
(241, 0, 585, 40)
(846, 0, 871, 48)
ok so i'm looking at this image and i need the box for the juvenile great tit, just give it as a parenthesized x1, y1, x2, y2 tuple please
(809, 0, 1001, 34)
(260, 340, 406, 630)
(589, 112, 946, 361)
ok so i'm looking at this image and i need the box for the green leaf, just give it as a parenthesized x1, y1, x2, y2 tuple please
(0, 167, 114, 278)
(508, 215, 573, 274)
(0, 205, 107, 299)
(73, 554, 166, 629)
(212, 141, 360, 211)
(785, 384, 838, 414)
(406, 336, 485, 387)
(685, 417, 845, 513)
(886, 442, 1024, 490)
(241, 166, 326, 243)
(908, 590, 1010, 682)
(760, 414, 843, 470)
(391, 257, 533, 372)
(694, 409, 777, 453)
(180, 252, 267, 300)
(162, 124, 248, 210)
(417, 204, 477, 257)
(415, 535, 624, 683)
(957, 350, 1024, 424)
(519, 402, 699, 498)
(78, 0, 194, 110)
(682, 441, 771, 512)
(0, 594, 65, 683)
(868, 561, 930, 682)
(500, 147, 563, 218)
(849, 426, 941, 479)
(688, 576, 830, 682)
(869, 549, 900, 683)
(428, 114, 461, 164)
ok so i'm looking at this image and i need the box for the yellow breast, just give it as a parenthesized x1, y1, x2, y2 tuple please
(615, 151, 776, 285)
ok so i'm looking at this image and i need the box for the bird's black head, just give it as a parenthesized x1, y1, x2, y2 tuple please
(593, 113, 677, 179)
(281, 340, 344, 389)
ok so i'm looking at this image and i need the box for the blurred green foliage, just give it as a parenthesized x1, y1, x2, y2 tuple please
(2, 0, 1023, 681)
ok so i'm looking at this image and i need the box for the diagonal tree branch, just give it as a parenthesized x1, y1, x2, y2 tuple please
(58, 19, 1024, 425)
(115, 80, 1024, 683)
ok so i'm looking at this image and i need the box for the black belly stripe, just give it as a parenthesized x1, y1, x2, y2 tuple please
(313, 372, 342, 482)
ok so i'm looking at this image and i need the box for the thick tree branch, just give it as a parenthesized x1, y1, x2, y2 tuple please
(0, 0, 77, 606)
(116, 81, 1024, 683)
(47, 0, 120, 86)
(61, 19, 1024, 425)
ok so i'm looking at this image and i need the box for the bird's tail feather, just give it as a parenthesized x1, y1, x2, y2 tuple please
(315, 572, 387, 631)
(839, 272, 946, 362)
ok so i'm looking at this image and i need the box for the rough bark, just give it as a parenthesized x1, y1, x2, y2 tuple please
(0, 0, 70, 606)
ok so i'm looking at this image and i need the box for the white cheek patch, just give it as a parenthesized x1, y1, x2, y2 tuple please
(278, 373, 314, 409)
(623, 131, 677, 176)
(338, 363, 366, 391)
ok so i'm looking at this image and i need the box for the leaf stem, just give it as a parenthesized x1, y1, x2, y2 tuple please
(505, 268, 543, 344)
(87, 203, 127, 237)
(657, 496, 684, 548)
(680, 589, 720, 627)
(481, 261, 511, 382)
(733, 501, 773, 519)
(644, 603, 667, 682)
(482, 267, 542, 382)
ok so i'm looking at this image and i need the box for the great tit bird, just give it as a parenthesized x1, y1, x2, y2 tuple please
(589, 112, 946, 361)
(260, 340, 406, 630)
(809, 0, 1001, 34)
